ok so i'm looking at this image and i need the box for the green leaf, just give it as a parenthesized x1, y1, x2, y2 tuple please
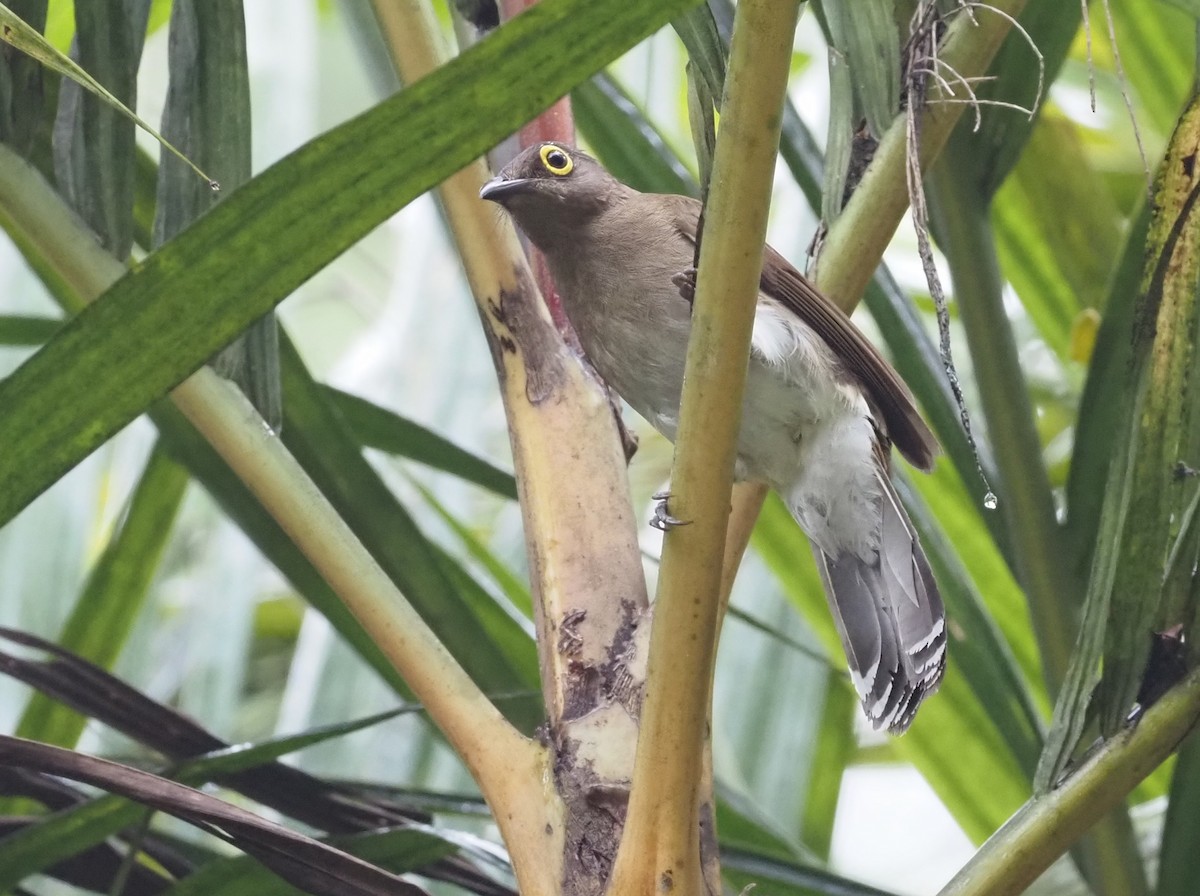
(14, 443, 188, 748)
(1, 0, 213, 200)
(0, 312, 60, 344)
(753, 494, 1030, 841)
(49, 0, 157, 257)
(573, 72, 696, 196)
(155, 0, 280, 429)
(0, 708, 421, 888)
(1041, 92, 1200, 785)
(972, 2, 1082, 195)
(819, 0, 898, 139)
(1157, 731, 1200, 896)
(671, 4, 725, 103)
(1064, 202, 1151, 588)
(0, 0, 704, 528)
(799, 680, 854, 860)
(410, 478, 532, 620)
(331, 386, 517, 500)
(276, 333, 541, 730)
(0, 0, 50, 156)
(160, 828, 458, 896)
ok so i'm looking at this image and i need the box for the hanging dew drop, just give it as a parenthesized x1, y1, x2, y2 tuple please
(983, 491, 998, 511)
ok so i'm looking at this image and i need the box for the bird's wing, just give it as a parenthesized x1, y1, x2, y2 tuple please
(659, 193, 938, 472)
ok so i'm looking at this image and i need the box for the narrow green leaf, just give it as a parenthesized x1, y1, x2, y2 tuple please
(1, 0, 213, 197)
(798, 680, 854, 860)
(410, 478, 532, 620)
(172, 707, 421, 778)
(0, 0, 49, 156)
(1064, 202, 1151, 582)
(156, 0, 280, 428)
(14, 442, 188, 748)
(973, 2, 1081, 195)
(671, 4, 725, 102)
(161, 828, 457, 896)
(0, 0, 704, 528)
(1093, 105, 1200, 735)
(753, 494, 1030, 841)
(1041, 93, 1200, 785)
(820, 0, 898, 139)
(330, 386, 517, 500)
(929, 134, 1079, 697)
(276, 334, 541, 730)
(1157, 731, 1200, 896)
(50, 0, 157, 257)
(0, 312, 60, 344)
(573, 72, 696, 196)
(821, 39, 853, 224)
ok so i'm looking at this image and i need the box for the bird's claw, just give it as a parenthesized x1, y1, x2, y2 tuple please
(650, 490, 691, 531)
(671, 268, 697, 307)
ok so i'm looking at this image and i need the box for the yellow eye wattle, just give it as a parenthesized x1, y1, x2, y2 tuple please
(539, 144, 573, 176)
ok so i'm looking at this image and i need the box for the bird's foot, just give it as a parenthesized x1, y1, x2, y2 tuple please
(650, 490, 691, 531)
(671, 267, 697, 307)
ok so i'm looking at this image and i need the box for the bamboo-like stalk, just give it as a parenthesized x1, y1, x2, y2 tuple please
(607, 3, 802, 896)
(371, 0, 647, 734)
(939, 668, 1200, 896)
(371, 4, 654, 893)
(0, 142, 563, 895)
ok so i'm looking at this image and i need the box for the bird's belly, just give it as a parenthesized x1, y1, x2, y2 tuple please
(564, 278, 861, 483)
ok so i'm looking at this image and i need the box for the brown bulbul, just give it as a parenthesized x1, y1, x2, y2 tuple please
(481, 142, 944, 732)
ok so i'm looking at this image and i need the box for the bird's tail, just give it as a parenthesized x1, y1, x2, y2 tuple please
(811, 471, 945, 733)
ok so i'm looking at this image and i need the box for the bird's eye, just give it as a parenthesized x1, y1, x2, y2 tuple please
(539, 144, 574, 176)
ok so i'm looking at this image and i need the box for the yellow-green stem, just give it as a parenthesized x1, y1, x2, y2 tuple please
(939, 668, 1200, 896)
(608, 2, 802, 894)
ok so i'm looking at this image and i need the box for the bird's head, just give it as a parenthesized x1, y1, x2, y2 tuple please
(480, 143, 620, 249)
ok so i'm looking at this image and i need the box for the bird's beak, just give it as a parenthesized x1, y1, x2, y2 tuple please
(479, 176, 535, 203)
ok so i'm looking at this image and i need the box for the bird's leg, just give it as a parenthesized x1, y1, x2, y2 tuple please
(650, 490, 692, 531)
(671, 267, 698, 308)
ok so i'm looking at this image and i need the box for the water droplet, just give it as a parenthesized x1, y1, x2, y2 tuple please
(983, 491, 998, 510)
(209, 180, 221, 192)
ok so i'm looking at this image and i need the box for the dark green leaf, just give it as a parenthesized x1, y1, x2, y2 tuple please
(0, 735, 430, 896)
(574, 72, 696, 196)
(331, 386, 517, 500)
(0, 0, 51, 157)
(0, 312, 60, 344)
(54, 0, 151, 258)
(161, 828, 458, 896)
(972, 3, 1082, 195)
(156, 0, 280, 428)
(1157, 730, 1200, 896)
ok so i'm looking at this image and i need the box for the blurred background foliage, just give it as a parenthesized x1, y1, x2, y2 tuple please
(0, 1, 1197, 895)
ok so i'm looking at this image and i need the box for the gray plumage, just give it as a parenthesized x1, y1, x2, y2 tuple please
(481, 143, 945, 732)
